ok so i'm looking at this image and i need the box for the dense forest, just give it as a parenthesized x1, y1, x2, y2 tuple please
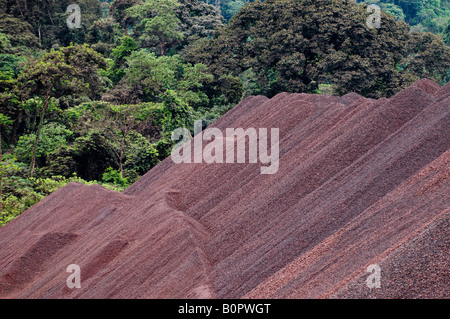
(208, 0, 450, 40)
(0, 0, 449, 225)
(357, 0, 450, 40)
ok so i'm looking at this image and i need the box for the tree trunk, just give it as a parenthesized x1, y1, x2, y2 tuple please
(11, 113, 20, 145)
(38, 25, 42, 48)
(0, 126, 2, 164)
(30, 117, 42, 177)
(119, 135, 125, 178)
(47, 8, 54, 25)
(119, 157, 123, 178)
(31, 110, 37, 133)
(30, 88, 51, 177)
(0, 176, 3, 211)
(0, 127, 3, 210)
(15, 0, 24, 18)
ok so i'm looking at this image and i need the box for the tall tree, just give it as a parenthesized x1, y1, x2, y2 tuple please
(404, 31, 450, 84)
(0, 113, 12, 163)
(186, 0, 450, 98)
(106, 35, 139, 85)
(110, 0, 140, 32)
(0, 0, 103, 49)
(125, 0, 184, 55)
(125, 49, 213, 105)
(77, 102, 156, 177)
(176, 0, 224, 50)
(17, 44, 107, 176)
(0, 113, 12, 210)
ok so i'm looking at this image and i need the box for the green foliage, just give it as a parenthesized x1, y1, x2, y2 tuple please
(102, 167, 130, 186)
(200, 0, 251, 21)
(0, 32, 11, 53)
(14, 123, 73, 164)
(0, 0, 104, 49)
(222, 0, 247, 21)
(192, 102, 233, 127)
(125, 0, 184, 55)
(186, 0, 449, 98)
(444, 23, 450, 44)
(0, 154, 39, 225)
(0, 113, 13, 157)
(358, 0, 406, 21)
(18, 43, 108, 101)
(0, 13, 39, 49)
(74, 101, 162, 178)
(0, 154, 125, 226)
(14, 44, 109, 176)
(159, 89, 192, 135)
(110, 0, 140, 30)
(0, 54, 24, 77)
(122, 131, 160, 179)
(86, 17, 125, 55)
(0, 113, 12, 127)
(112, 0, 224, 56)
(125, 50, 213, 105)
(106, 36, 139, 84)
(176, 0, 225, 50)
(357, 0, 450, 39)
(404, 31, 450, 84)
(69, 131, 117, 180)
(212, 74, 244, 105)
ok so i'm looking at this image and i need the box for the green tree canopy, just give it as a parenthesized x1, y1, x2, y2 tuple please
(106, 35, 139, 84)
(75, 101, 158, 178)
(357, 0, 450, 37)
(0, 0, 103, 49)
(186, 0, 450, 98)
(125, 0, 184, 55)
(125, 49, 213, 105)
(176, 0, 224, 50)
(16, 44, 107, 175)
(18, 44, 108, 102)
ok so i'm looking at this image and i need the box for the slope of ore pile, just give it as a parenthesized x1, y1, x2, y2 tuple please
(0, 79, 448, 299)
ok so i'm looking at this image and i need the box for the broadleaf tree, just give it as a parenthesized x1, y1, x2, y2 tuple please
(17, 44, 107, 176)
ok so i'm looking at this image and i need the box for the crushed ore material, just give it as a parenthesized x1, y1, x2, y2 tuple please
(0, 79, 448, 299)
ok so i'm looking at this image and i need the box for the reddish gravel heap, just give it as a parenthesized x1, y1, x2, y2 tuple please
(0, 79, 448, 299)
